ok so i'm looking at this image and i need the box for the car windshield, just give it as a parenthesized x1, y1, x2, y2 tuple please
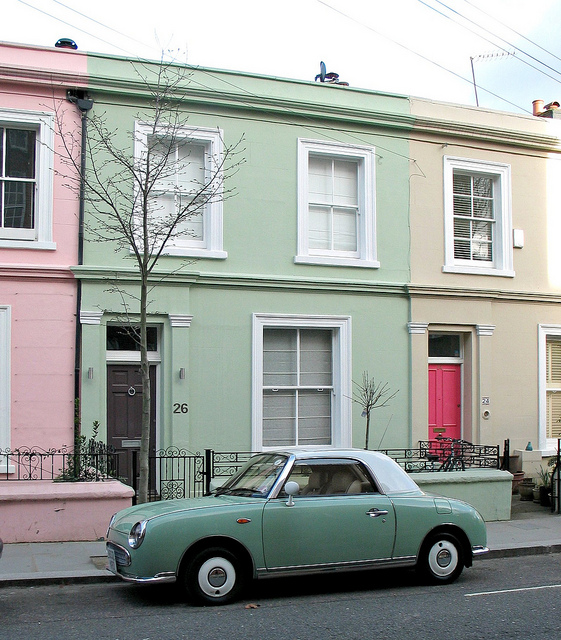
(215, 453, 289, 498)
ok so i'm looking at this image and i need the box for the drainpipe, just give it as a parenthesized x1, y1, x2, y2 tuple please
(67, 91, 93, 446)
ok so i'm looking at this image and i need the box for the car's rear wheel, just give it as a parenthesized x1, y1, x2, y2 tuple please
(184, 547, 245, 605)
(418, 533, 464, 584)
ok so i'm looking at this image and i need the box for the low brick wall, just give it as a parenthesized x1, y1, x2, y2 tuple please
(414, 469, 512, 521)
(0, 480, 134, 543)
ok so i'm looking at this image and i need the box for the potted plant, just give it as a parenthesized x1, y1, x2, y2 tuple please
(536, 465, 552, 507)
(518, 477, 536, 501)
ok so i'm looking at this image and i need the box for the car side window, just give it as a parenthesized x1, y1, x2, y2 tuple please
(283, 460, 379, 496)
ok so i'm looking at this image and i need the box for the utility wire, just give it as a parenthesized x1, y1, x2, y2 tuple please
(461, 0, 561, 66)
(15, 0, 144, 55)
(50, 0, 156, 51)
(316, 0, 529, 113)
(420, 0, 561, 83)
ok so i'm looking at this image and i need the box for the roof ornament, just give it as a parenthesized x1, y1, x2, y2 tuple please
(314, 61, 349, 86)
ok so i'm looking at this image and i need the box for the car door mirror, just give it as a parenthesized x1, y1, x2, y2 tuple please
(284, 481, 300, 507)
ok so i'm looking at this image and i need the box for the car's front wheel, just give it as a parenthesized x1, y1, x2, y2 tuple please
(418, 533, 464, 584)
(184, 547, 245, 605)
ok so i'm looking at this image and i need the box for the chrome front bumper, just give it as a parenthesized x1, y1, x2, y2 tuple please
(106, 541, 176, 584)
(472, 545, 490, 557)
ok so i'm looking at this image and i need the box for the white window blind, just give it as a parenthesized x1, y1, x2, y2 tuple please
(262, 328, 333, 447)
(150, 138, 206, 244)
(308, 155, 358, 253)
(452, 172, 494, 263)
(546, 338, 561, 439)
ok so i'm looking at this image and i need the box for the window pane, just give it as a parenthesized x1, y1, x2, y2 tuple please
(5, 129, 35, 178)
(333, 207, 358, 251)
(300, 329, 332, 385)
(107, 326, 158, 351)
(298, 390, 331, 445)
(453, 195, 472, 218)
(473, 176, 492, 198)
(3, 181, 34, 228)
(472, 221, 493, 261)
(429, 334, 461, 358)
(474, 197, 493, 219)
(333, 159, 358, 207)
(263, 329, 297, 386)
(308, 156, 332, 202)
(547, 391, 561, 439)
(176, 142, 205, 190)
(309, 204, 331, 250)
(263, 389, 295, 447)
(453, 173, 471, 195)
(547, 339, 561, 385)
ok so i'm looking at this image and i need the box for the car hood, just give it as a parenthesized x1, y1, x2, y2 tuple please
(109, 494, 264, 533)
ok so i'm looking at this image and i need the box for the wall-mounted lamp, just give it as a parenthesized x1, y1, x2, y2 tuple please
(87, 367, 94, 380)
(179, 368, 186, 380)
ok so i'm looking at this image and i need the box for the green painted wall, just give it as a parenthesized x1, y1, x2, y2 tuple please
(79, 53, 413, 454)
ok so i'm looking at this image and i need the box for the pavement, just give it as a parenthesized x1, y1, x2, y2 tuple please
(0, 495, 560, 588)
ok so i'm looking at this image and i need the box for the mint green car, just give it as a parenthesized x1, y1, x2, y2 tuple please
(106, 449, 488, 605)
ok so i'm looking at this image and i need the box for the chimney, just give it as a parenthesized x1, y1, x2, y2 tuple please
(533, 99, 544, 116)
(533, 99, 561, 118)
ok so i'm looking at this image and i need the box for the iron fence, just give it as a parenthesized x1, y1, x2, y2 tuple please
(2, 439, 501, 502)
(0, 444, 120, 481)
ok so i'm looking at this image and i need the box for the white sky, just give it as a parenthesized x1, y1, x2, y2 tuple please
(3, 0, 561, 115)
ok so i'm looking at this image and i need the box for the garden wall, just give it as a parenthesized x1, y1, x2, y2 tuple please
(414, 469, 512, 521)
(0, 480, 134, 543)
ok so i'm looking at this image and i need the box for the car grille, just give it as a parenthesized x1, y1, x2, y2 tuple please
(107, 541, 131, 567)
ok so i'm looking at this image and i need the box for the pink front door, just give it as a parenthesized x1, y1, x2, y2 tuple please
(428, 364, 461, 440)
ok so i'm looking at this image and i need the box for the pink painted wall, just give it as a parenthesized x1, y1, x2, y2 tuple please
(0, 480, 134, 543)
(0, 43, 88, 452)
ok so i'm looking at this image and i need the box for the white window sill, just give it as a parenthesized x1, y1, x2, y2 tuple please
(442, 265, 515, 278)
(295, 255, 380, 269)
(0, 240, 56, 250)
(139, 248, 227, 259)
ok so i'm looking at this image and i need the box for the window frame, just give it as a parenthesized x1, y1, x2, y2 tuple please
(0, 109, 54, 250)
(252, 313, 352, 451)
(0, 306, 11, 461)
(296, 139, 378, 269)
(443, 156, 513, 277)
(134, 122, 227, 259)
(538, 324, 561, 451)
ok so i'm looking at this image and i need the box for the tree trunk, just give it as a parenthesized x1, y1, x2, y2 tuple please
(137, 273, 151, 504)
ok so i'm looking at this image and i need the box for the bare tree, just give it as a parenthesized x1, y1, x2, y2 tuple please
(352, 371, 398, 450)
(58, 59, 243, 503)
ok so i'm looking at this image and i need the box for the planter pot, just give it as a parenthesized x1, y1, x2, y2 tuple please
(519, 481, 535, 501)
(511, 471, 525, 494)
(539, 485, 551, 507)
(533, 487, 540, 503)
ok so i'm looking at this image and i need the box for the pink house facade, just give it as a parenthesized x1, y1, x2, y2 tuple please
(0, 42, 87, 454)
(0, 43, 133, 542)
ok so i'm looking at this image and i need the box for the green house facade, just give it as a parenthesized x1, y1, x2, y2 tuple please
(76, 54, 413, 480)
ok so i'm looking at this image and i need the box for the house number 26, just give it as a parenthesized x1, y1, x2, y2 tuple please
(173, 403, 189, 414)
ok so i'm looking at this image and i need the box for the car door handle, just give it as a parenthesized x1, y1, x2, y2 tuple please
(367, 508, 389, 518)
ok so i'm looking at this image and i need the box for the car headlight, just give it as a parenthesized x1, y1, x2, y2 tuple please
(128, 520, 147, 549)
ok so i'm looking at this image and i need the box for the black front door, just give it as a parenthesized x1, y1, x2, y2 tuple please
(107, 364, 156, 491)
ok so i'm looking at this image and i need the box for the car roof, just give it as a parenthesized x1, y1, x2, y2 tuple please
(264, 448, 422, 495)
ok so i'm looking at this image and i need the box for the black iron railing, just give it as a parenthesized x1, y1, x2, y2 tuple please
(3, 439, 501, 503)
(0, 444, 120, 481)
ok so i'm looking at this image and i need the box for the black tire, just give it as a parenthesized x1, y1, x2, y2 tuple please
(184, 547, 245, 606)
(418, 533, 464, 584)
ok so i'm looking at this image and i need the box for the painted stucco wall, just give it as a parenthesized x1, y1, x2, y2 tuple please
(408, 96, 561, 461)
(0, 43, 88, 451)
(77, 54, 413, 456)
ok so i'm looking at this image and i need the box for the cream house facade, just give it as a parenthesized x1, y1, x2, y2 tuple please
(408, 97, 561, 468)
